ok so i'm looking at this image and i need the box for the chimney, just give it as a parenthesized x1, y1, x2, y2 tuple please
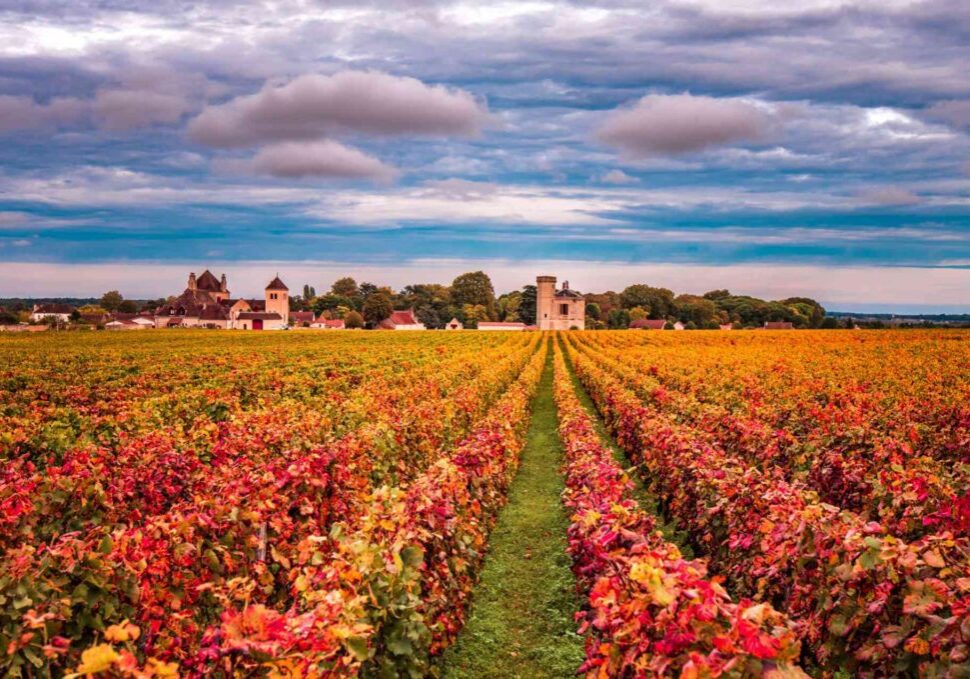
(562, 280, 569, 291)
(188, 272, 197, 290)
(220, 273, 228, 292)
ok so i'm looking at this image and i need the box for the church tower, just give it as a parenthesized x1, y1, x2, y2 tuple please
(265, 275, 289, 320)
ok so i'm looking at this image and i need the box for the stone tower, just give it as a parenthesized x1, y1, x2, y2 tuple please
(536, 274, 585, 330)
(265, 275, 289, 320)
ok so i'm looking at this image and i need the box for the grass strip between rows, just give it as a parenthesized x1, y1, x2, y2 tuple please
(441, 341, 585, 679)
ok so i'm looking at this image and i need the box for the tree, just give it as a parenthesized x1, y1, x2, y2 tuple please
(100, 290, 123, 312)
(118, 300, 138, 313)
(607, 308, 630, 329)
(780, 297, 826, 328)
(362, 292, 393, 326)
(496, 291, 522, 322)
(0, 309, 17, 324)
(331, 277, 359, 298)
(673, 294, 717, 327)
(344, 310, 364, 329)
(518, 285, 537, 325)
(620, 285, 674, 318)
(400, 283, 452, 329)
(313, 294, 357, 316)
(586, 302, 601, 321)
(820, 317, 839, 329)
(303, 284, 316, 300)
(461, 303, 489, 329)
(451, 271, 496, 318)
(628, 306, 649, 321)
(703, 289, 731, 301)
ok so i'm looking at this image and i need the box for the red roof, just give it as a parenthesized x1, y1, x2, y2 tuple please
(289, 311, 315, 323)
(764, 321, 794, 329)
(389, 309, 418, 325)
(630, 319, 666, 329)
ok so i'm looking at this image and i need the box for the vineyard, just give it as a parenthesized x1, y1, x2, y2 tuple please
(1, 330, 968, 677)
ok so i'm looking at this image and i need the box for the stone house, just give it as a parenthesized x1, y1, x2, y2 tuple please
(536, 275, 585, 330)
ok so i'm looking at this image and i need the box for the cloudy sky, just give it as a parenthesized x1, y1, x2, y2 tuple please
(1, 0, 969, 310)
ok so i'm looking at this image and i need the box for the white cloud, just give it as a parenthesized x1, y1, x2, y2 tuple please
(600, 169, 638, 184)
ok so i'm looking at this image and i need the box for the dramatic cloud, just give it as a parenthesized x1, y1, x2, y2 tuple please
(187, 71, 490, 148)
(244, 140, 397, 181)
(0, 95, 86, 133)
(93, 89, 192, 131)
(596, 94, 780, 157)
(856, 186, 923, 206)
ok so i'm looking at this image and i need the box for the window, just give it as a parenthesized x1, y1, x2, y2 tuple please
(270, 293, 277, 300)
(560, 303, 569, 316)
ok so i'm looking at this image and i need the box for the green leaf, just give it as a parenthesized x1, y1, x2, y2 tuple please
(400, 546, 423, 569)
(346, 635, 370, 661)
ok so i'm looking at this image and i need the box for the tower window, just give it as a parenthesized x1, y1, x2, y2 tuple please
(559, 303, 569, 315)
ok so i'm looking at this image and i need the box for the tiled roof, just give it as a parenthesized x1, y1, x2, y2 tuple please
(266, 276, 288, 291)
(33, 303, 75, 314)
(630, 319, 666, 329)
(290, 311, 315, 323)
(196, 270, 222, 291)
(389, 309, 419, 325)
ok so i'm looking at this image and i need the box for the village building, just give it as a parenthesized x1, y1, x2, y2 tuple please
(30, 303, 75, 323)
(446, 317, 464, 330)
(536, 275, 585, 330)
(289, 311, 315, 327)
(378, 309, 426, 330)
(764, 321, 794, 330)
(311, 318, 345, 329)
(154, 271, 290, 330)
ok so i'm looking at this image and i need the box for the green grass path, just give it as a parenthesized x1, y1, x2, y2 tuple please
(440, 344, 584, 679)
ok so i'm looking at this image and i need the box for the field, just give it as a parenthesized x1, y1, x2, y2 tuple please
(1, 330, 968, 677)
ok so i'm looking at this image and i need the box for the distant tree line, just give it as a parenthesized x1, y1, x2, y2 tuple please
(584, 285, 830, 329)
(17, 276, 939, 331)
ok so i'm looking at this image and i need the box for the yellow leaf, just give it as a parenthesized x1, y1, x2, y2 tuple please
(74, 644, 119, 674)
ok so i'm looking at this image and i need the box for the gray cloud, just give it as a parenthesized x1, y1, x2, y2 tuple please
(238, 140, 396, 181)
(856, 186, 923, 206)
(597, 94, 778, 157)
(187, 70, 489, 147)
(93, 89, 192, 131)
(921, 99, 970, 130)
(0, 95, 87, 132)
